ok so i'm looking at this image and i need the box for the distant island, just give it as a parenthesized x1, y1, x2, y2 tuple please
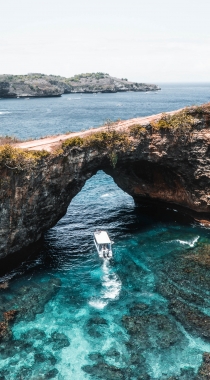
(0, 72, 160, 98)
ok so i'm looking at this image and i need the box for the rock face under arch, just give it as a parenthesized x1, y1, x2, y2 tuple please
(1, 104, 210, 259)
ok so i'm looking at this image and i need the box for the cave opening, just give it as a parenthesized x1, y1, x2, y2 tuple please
(0, 168, 195, 276)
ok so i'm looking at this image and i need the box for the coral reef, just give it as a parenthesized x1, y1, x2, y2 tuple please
(0, 277, 66, 379)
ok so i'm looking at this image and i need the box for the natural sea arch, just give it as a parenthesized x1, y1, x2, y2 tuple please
(1, 104, 210, 260)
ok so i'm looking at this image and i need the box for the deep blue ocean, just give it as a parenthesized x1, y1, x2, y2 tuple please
(0, 84, 210, 379)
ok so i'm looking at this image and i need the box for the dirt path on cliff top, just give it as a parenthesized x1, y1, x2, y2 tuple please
(14, 110, 180, 152)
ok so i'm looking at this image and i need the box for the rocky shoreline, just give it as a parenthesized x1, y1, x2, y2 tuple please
(0, 72, 160, 98)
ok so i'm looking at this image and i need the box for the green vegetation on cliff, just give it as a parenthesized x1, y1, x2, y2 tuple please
(0, 145, 49, 170)
(1, 103, 210, 170)
(62, 129, 130, 167)
(150, 110, 195, 130)
(150, 104, 210, 131)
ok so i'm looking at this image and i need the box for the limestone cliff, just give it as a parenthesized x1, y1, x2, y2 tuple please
(0, 73, 160, 98)
(0, 103, 210, 259)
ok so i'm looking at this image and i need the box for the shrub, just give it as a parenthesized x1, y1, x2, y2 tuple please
(85, 130, 129, 151)
(62, 129, 130, 167)
(0, 145, 49, 170)
(150, 110, 195, 131)
(129, 124, 147, 137)
(62, 137, 84, 148)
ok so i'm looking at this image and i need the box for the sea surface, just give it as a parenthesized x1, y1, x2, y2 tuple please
(0, 84, 210, 379)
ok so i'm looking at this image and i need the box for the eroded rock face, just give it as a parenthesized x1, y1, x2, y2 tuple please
(1, 105, 210, 259)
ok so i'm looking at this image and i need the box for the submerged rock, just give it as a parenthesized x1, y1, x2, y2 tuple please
(1, 278, 61, 323)
(105, 348, 121, 358)
(86, 316, 108, 339)
(129, 302, 150, 316)
(87, 327, 102, 338)
(0, 309, 18, 342)
(157, 278, 205, 307)
(45, 368, 59, 379)
(82, 362, 124, 379)
(169, 299, 210, 341)
(16, 366, 33, 379)
(122, 314, 184, 350)
(49, 331, 70, 350)
(195, 352, 210, 379)
(89, 352, 104, 363)
(34, 350, 57, 366)
(164, 367, 195, 380)
(21, 328, 46, 341)
(87, 316, 108, 326)
(1, 338, 34, 357)
(0, 368, 9, 380)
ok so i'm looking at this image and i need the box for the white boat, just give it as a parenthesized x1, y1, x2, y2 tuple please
(94, 230, 113, 259)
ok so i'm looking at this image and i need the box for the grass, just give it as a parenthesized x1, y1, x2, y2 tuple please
(150, 110, 195, 131)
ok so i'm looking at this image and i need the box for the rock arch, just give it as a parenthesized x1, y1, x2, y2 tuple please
(1, 105, 210, 259)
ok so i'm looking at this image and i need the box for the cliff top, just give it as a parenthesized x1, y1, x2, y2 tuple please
(13, 103, 210, 152)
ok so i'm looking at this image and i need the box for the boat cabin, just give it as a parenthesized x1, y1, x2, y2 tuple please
(94, 230, 113, 259)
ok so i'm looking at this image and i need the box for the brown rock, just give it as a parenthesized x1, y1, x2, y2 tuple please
(195, 352, 210, 379)
(1, 104, 210, 259)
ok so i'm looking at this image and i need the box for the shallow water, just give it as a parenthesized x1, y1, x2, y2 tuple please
(1, 84, 210, 379)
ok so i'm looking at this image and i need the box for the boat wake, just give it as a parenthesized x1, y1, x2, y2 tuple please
(89, 260, 122, 309)
(175, 236, 199, 248)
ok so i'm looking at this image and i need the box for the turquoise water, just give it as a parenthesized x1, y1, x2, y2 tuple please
(1, 85, 210, 379)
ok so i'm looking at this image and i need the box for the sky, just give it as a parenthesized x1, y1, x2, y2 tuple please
(1, 0, 210, 82)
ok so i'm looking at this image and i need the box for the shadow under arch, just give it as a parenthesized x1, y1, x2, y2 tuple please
(0, 169, 196, 278)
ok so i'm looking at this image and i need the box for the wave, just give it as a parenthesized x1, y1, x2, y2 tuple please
(0, 111, 11, 115)
(175, 236, 199, 248)
(88, 299, 108, 309)
(67, 97, 81, 100)
(101, 193, 111, 198)
(101, 192, 117, 198)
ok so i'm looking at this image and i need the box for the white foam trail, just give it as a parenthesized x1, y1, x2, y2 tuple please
(176, 236, 199, 247)
(102, 273, 122, 299)
(101, 193, 111, 198)
(88, 299, 108, 309)
(0, 111, 11, 115)
(89, 260, 122, 309)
